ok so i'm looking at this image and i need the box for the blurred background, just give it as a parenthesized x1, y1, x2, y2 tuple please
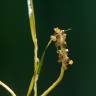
(0, 0, 96, 96)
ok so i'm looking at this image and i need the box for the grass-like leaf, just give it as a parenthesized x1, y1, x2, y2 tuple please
(38, 40, 52, 76)
(27, 0, 38, 96)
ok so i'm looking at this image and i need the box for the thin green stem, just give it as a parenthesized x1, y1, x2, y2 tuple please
(38, 40, 52, 76)
(41, 63, 65, 96)
(27, 75, 35, 96)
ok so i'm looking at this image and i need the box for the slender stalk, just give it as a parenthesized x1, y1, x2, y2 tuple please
(27, 0, 39, 96)
(41, 63, 65, 96)
(27, 75, 35, 96)
(34, 80, 38, 96)
(38, 39, 52, 76)
(0, 81, 16, 96)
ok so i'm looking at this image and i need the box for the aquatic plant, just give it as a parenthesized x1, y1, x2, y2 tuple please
(0, 0, 73, 96)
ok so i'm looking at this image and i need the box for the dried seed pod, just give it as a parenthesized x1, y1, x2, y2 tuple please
(68, 60, 73, 65)
(50, 35, 57, 42)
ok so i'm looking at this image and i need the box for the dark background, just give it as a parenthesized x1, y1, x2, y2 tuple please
(0, 0, 96, 96)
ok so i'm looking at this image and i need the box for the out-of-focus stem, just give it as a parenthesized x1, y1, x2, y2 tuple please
(41, 63, 65, 96)
(0, 81, 16, 96)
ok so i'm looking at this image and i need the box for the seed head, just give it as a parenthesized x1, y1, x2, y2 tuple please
(51, 27, 73, 70)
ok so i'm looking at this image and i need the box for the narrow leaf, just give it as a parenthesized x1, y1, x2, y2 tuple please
(38, 40, 52, 75)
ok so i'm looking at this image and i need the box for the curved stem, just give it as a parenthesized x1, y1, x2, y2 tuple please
(0, 81, 16, 96)
(41, 63, 65, 96)
(38, 39, 52, 75)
